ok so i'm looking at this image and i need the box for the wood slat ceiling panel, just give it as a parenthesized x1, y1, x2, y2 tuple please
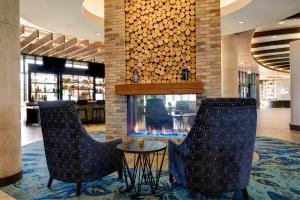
(20, 26, 103, 63)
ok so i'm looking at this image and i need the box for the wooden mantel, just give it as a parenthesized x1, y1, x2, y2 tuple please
(115, 81, 204, 95)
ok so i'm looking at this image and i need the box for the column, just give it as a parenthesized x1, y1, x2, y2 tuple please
(0, 0, 22, 186)
(290, 40, 300, 131)
(221, 34, 239, 97)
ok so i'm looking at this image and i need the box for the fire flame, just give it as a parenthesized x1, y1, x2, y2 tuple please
(134, 124, 139, 133)
(162, 127, 166, 134)
(152, 129, 157, 134)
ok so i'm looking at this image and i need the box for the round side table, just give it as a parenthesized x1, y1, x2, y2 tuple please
(117, 140, 167, 196)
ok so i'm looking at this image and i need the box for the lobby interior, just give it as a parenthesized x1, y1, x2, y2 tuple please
(0, 0, 300, 199)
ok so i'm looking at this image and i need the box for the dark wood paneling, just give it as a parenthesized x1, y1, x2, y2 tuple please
(251, 39, 299, 48)
(252, 47, 289, 55)
(256, 53, 289, 60)
(253, 28, 300, 38)
(115, 81, 204, 95)
(263, 58, 290, 64)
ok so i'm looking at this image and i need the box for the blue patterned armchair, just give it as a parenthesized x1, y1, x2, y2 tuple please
(169, 98, 257, 198)
(38, 101, 123, 196)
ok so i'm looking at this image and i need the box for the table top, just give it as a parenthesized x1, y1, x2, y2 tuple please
(117, 140, 167, 153)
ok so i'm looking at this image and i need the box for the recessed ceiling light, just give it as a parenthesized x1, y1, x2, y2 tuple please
(96, 33, 101, 36)
(239, 21, 245, 24)
(272, 35, 278, 38)
(279, 21, 286, 25)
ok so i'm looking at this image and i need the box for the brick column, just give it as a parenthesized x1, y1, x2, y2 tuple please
(196, 0, 221, 97)
(104, 0, 127, 135)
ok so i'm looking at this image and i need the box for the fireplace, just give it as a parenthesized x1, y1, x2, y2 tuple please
(127, 94, 197, 138)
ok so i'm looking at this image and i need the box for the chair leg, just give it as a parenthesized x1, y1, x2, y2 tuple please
(242, 188, 249, 200)
(47, 177, 53, 188)
(76, 183, 82, 196)
(118, 168, 123, 179)
(169, 173, 174, 183)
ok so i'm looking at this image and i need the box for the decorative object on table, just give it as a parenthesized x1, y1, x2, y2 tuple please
(169, 98, 257, 199)
(181, 66, 190, 81)
(131, 69, 139, 83)
(137, 138, 144, 148)
(37, 101, 123, 196)
(117, 140, 167, 196)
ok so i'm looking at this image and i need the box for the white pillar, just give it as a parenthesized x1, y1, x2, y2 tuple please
(290, 40, 300, 131)
(0, 0, 22, 186)
(221, 34, 239, 97)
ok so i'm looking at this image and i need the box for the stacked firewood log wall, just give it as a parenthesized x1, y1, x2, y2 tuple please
(125, 0, 196, 83)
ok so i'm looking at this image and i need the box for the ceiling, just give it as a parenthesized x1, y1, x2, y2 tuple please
(251, 18, 300, 73)
(20, 26, 104, 63)
(20, 0, 300, 42)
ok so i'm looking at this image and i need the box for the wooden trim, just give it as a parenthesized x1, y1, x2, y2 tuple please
(0, 171, 22, 187)
(115, 81, 204, 95)
(20, 30, 39, 50)
(253, 27, 300, 38)
(252, 47, 289, 55)
(251, 39, 299, 48)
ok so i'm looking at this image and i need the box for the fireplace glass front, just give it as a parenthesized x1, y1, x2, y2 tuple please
(127, 94, 197, 138)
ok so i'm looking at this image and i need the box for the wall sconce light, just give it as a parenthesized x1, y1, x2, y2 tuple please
(181, 66, 190, 80)
(131, 69, 139, 83)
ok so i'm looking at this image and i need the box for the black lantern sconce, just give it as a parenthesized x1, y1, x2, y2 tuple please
(181, 66, 190, 81)
(131, 69, 139, 83)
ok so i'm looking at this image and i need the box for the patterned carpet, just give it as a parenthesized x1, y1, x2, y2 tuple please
(1, 134, 300, 200)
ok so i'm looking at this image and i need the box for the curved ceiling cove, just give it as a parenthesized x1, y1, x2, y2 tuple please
(81, 0, 104, 25)
(20, 0, 104, 42)
(221, 0, 300, 35)
(251, 18, 300, 73)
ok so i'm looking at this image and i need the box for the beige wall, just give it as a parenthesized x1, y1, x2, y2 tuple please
(0, 0, 21, 180)
(290, 40, 300, 127)
(221, 34, 238, 97)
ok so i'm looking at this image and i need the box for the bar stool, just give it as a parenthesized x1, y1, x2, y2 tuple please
(77, 100, 88, 123)
(91, 100, 105, 124)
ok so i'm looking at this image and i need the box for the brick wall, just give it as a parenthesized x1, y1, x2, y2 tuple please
(105, 0, 221, 135)
(104, 0, 127, 135)
(196, 0, 221, 97)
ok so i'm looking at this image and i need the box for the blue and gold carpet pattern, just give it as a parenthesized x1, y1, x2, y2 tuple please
(1, 134, 299, 200)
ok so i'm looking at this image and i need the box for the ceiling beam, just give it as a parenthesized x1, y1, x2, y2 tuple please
(54, 46, 81, 58)
(268, 62, 290, 67)
(20, 30, 39, 50)
(262, 58, 290, 64)
(53, 35, 65, 44)
(66, 42, 102, 59)
(32, 41, 53, 56)
(253, 27, 300, 38)
(252, 47, 289, 55)
(74, 49, 98, 60)
(256, 53, 290, 60)
(22, 33, 53, 54)
(47, 38, 78, 56)
(19, 25, 25, 36)
(251, 39, 299, 48)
